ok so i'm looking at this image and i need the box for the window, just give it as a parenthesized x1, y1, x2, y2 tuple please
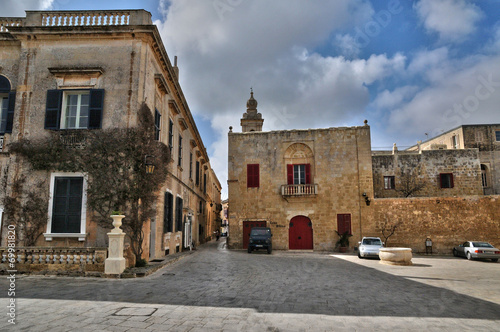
(189, 152, 193, 179)
(168, 119, 174, 153)
(164, 192, 173, 233)
(287, 164, 311, 185)
(46, 173, 87, 241)
(440, 173, 454, 188)
(475, 131, 483, 142)
(178, 135, 183, 167)
(175, 196, 183, 232)
(154, 109, 161, 141)
(496, 131, 500, 142)
(451, 135, 458, 149)
(196, 161, 200, 185)
(384, 176, 395, 190)
(337, 214, 352, 235)
(481, 165, 488, 188)
(0, 92, 15, 134)
(45, 89, 104, 130)
(247, 164, 260, 188)
(203, 173, 207, 193)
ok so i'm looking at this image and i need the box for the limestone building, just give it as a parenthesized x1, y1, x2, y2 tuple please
(406, 124, 500, 195)
(228, 92, 373, 250)
(0, 10, 221, 262)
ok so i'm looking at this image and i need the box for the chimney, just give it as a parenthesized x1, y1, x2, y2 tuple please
(173, 56, 179, 80)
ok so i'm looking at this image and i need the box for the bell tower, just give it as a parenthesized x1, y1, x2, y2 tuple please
(240, 89, 263, 132)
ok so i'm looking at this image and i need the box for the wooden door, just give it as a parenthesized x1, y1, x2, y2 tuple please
(243, 220, 267, 249)
(289, 216, 313, 250)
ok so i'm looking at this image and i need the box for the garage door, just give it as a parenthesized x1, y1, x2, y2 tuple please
(243, 220, 267, 249)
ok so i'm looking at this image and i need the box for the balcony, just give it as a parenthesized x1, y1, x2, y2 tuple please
(281, 184, 318, 196)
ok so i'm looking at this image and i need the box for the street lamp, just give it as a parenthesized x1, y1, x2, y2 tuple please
(144, 155, 155, 174)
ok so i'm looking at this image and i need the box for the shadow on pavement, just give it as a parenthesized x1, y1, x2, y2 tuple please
(5, 242, 500, 321)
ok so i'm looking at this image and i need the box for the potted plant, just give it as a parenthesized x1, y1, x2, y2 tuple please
(335, 230, 352, 253)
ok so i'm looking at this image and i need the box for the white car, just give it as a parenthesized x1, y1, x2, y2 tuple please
(453, 241, 500, 262)
(358, 237, 384, 258)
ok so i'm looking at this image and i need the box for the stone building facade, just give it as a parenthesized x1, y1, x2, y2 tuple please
(228, 94, 499, 253)
(0, 10, 221, 261)
(407, 124, 500, 195)
(372, 148, 483, 198)
(228, 93, 373, 250)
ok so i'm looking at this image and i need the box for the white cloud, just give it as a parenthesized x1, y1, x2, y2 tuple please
(414, 0, 483, 42)
(387, 54, 500, 143)
(2, 0, 54, 16)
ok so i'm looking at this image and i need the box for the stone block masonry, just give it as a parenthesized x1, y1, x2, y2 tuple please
(365, 195, 500, 253)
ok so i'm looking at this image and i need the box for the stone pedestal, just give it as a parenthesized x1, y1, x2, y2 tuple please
(105, 215, 127, 274)
(379, 248, 412, 266)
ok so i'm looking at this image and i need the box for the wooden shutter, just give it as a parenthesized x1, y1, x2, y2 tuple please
(337, 214, 352, 235)
(287, 164, 293, 185)
(44, 90, 62, 129)
(52, 177, 83, 233)
(247, 164, 259, 188)
(164, 192, 173, 233)
(305, 164, 311, 184)
(175, 197, 183, 232)
(88, 89, 104, 129)
(4, 91, 15, 133)
(154, 109, 161, 140)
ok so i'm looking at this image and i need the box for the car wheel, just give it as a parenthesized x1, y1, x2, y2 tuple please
(466, 251, 473, 260)
(247, 248, 252, 253)
(452, 249, 458, 257)
(267, 247, 272, 254)
(358, 252, 363, 259)
(492, 258, 498, 262)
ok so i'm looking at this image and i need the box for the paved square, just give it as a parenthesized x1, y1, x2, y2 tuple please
(1, 239, 499, 331)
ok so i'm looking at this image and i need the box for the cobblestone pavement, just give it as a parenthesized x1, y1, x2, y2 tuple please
(1, 239, 499, 331)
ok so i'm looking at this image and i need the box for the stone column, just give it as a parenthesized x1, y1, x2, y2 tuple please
(105, 215, 126, 274)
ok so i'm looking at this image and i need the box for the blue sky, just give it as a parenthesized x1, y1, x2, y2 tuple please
(6, 0, 500, 198)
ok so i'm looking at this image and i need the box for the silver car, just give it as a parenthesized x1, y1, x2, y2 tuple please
(453, 241, 500, 262)
(358, 237, 384, 258)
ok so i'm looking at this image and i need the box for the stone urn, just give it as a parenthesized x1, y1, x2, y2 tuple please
(379, 248, 413, 266)
(110, 214, 125, 233)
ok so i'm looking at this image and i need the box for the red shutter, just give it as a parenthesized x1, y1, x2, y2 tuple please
(247, 164, 259, 188)
(337, 214, 352, 235)
(305, 164, 311, 184)
(254, 164, 260, 188)
(287, 164, 293, 185)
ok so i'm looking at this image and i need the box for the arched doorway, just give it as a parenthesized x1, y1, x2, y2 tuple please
(289, 216, 313, 250)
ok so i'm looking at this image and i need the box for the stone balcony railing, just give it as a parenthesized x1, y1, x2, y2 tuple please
(0, 247, 107, 274)
(281, 184, 318, 196)
(0, 9, 152, 32)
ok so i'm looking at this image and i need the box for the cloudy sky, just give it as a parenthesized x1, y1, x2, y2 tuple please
(5, 0, 500, 198)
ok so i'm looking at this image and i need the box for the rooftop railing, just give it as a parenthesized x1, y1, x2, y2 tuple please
(0, 10, 152, 31)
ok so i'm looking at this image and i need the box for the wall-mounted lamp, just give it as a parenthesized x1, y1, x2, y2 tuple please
(362, 192, 371, 206)
(144, 155, 155, 174)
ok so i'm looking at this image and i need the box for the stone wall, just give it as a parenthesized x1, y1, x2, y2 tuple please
(372, 149, 483, 198)
(363, 196, 500, 254)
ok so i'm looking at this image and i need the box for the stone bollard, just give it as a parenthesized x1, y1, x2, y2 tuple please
(105, 215, 127, 274)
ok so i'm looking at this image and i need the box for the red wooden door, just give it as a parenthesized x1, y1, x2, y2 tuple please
(243, 220, 267, 249)
(289, 216, 313, 250)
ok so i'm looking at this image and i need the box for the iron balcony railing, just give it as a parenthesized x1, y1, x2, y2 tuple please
(281, 184, 318, 196)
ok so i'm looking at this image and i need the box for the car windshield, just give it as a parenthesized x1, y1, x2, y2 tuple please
(362, 238, 382, 245)
(472, 242, 494, 248)
(250, 229, 270, 236)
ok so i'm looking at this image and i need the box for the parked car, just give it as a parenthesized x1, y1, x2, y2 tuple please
(248, 227, 272, 254)
(358, 237, 384, 258)
(453, 241, 500, 262)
